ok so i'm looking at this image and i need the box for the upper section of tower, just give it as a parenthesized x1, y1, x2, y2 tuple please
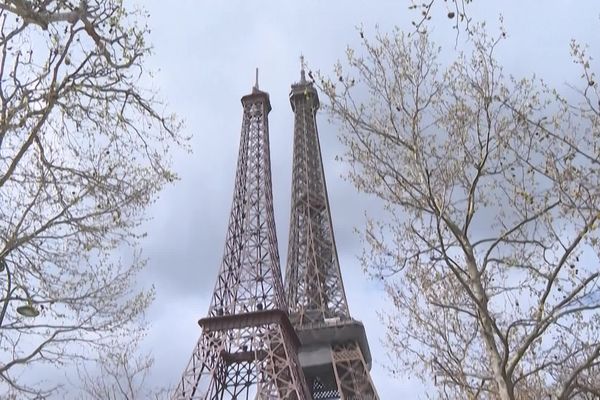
(242, 68, 272, 113)
(207, 72, 286, 318)
(289, 58, 319, 111)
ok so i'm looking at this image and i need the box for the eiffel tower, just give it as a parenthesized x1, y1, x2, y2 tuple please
(284, 60, 380, 399)
(172, 72, 311, 400)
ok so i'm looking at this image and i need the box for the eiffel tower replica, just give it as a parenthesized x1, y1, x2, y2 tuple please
(284, 60, 380, 399)
(172, 72, 312, 400)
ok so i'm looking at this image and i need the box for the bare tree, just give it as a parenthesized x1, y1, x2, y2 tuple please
(408, 0, 474, 34)
(318, 26, 600, 399)
(79, 340, 169, 400)
(0, 0, 185, 397)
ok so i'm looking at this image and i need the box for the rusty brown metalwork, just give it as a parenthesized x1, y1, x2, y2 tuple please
(285, 64, 379, 400)
(285, 68, 349, 327)
(172, 79, 311, 400)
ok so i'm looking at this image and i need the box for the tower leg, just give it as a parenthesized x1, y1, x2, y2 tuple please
(172, 331, 228, 400)
(331, 342, 379, 400)
(173, 320, 311, 400)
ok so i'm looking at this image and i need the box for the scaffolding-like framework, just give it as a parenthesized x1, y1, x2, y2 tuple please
(174, 65, 379, 400)
(285, 63, 379, 400)
(172, 79, 311, 400)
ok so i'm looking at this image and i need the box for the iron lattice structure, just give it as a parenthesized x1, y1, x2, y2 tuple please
(285, 64, 380, 400)
(173, 79, 311, 400)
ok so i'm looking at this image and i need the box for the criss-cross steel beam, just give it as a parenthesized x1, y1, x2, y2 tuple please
(173, 77, 311, 400)
(285, 63, 379, 400)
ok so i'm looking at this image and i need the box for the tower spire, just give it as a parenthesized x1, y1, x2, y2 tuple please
(300, 54, 306, 83)
(285, 70, 380, 399)
(172, 77, 311, 400)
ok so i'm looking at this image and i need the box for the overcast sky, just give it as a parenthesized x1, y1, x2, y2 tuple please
(131, 1, 599, 398)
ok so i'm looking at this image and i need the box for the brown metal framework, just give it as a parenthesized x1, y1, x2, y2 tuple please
(285, 68, 349, 327)
(285, 63, 379, 400)
(173, 80, 311, 400)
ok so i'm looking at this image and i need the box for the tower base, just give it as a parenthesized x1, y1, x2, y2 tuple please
(294, 318, 379, 400)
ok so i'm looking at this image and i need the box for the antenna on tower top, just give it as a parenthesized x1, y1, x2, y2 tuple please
(254, 68, 259, 90)
(300, 54, 306, 83)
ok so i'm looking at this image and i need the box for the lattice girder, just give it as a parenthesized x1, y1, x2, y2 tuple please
(285, 79, 350, 327)
(208, 92, 286, 318)
(173, 313, 308, 399)
(173, 82, 311, 400)
(331, 342, 378, 400)
(284, 67, 379, 400)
